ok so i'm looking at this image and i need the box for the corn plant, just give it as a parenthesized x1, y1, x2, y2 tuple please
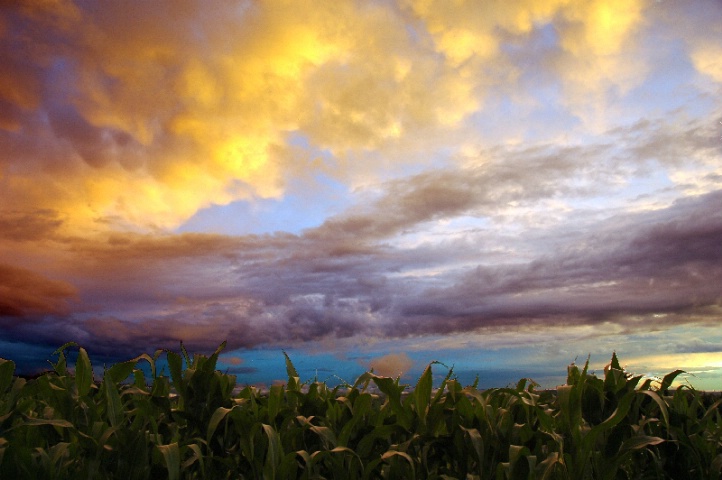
(1, 345, 720, 479)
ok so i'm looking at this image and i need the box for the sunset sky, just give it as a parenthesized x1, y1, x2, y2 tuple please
(1, 0, 721, 389)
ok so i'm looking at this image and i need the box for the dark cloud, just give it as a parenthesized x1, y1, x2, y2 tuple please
(6, 186, 718, 364)
(391, 191, 722, 335)
(0, 263, 77, 321)
(1, 0, 720, 380)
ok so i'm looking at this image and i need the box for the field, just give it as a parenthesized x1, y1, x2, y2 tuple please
(1, 343, 721, 479)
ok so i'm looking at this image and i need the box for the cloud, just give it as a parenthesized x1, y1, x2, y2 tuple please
(2, 0, 720, 380)
(0, 210, 63, 242)
(0, 0, 669, 234)
(691, 44, 722, 83)
(2, 98, 719, 361)
(404, 0, 650, 128)
(390, 190, 722, 335)
(1, 0, 503, 233)
(367, 353, 413, 378)
(0, 264, 76, 320)
(5, 181, 718, 363)
(223, 356, 244, 366)
(653, 0, 722, 85)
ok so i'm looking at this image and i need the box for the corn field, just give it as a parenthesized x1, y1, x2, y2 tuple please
(1, 342, 721, 479)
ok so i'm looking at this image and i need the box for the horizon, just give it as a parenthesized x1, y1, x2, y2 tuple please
(1, 0, 721, 391)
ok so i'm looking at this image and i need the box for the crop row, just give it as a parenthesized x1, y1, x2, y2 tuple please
(1, 342, 721, 479)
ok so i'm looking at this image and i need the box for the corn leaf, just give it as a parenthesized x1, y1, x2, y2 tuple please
(75, 347, 93, 397)
(107, 359, 137, 385)
(660, 369, 686, 392)
(283, 351, 299, 378)
(157, 442, 181, 480)
(22, 417, 75, 428)
(206, 406, 232, 443)
(620, 435, 665, 452)
(103, 370, 124, 427)
(414, 363, 432, 426)
(262, 423, 283, 478)
(0, 358, 14, 393)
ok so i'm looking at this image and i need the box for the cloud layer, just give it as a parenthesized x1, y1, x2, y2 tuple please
(1, 0, 721, 383)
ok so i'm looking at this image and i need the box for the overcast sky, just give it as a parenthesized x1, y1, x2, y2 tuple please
(1, 0, 721, 389)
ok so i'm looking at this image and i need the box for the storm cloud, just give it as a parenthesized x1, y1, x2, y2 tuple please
(1, 0, 721, 385)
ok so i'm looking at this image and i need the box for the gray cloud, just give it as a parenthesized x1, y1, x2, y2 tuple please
(6, 184, 719, 363)
(2, 0, 721, 378)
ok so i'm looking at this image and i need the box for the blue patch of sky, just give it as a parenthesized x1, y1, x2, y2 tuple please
(0, 340, 59, 375)
(218, 348, 367, 387)
(472, 23, 582, 144)
(177, 188, 325, 235)
(177, 132, 357, 236)
(622, 36, 712, 121)
(219, 340, 580, 390)
(176, 175, 351, 236)
(613, 169, 677, 204)
(399, 346, 572, 389)
(554, 166, 677, 215)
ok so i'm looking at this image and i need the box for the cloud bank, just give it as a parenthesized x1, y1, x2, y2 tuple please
(1, 0, 721, 383)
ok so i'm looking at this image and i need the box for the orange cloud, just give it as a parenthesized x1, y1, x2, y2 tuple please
(368, 352, 414, 378)
(0, 263, 76, 318)
(224, 356, 244, 366)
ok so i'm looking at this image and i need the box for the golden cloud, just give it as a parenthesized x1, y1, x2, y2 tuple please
(691, 44, 722, 83)
(0, 0, 657, 234)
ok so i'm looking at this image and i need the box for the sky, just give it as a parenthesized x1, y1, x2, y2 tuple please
(1, 0, 721, 390)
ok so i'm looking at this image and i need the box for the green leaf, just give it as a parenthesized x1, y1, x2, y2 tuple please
(620, 435, 665, 452)
(702, 398, 722, 424)
(133, 368, 147, 389)
(179, 341, 191, 367)
(51, 342, 78, 376)
(206, 406, 232, 443)
(460, 426, 485, 476)
(660, 369, 685, 392)
(381, 450, 415, 477)
(75, 347, 93, 397)
(157, 443, 181, 480)
(508, 445, 534, 480)
(134, 351, 157, 379)
(537, 452, 564, 480)
(373, 375, 412, 429)
(268, 384, 283, 421)
(52, 342, 79, 356)
(283, 351, 299, 378)
(22, 417, 75, 428)
(107, 359, 137, 385)
(166, 350, 184, 399)
(278, 451, 300, 478)
(0, 358, 15, 393)
(432, 362, 455, 405)
(103, 370, 124, 427)
(581, 388, 637, 455)
(638, 389, 670, 428)
(181, 443, 205, 472)
(262, 423, 283, 478)
(311, 425, 338, 450)
(609, 351, 622, 371)
(49, 441, 71, 464)
(414, 363, 432, 426)
(202, 341, 226, 375)
(0, 437, 7, 467)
